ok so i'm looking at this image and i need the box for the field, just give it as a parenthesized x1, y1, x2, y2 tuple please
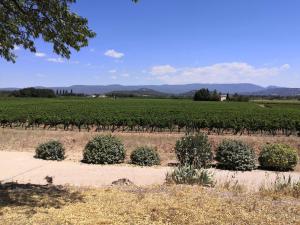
(1, 97, 300, 224)
(1, 184, 299, 225)
(0, 98, 300, 135)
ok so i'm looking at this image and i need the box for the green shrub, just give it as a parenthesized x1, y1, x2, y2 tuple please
(258, 144, 299, 171)
(175, 133, 212, 168)
(35, 140, 65, 161)
(216, 139, 256, 171)
(166, 166, 214, 186)
(83, 135, 125, 164)
(130, 146, 160, 166)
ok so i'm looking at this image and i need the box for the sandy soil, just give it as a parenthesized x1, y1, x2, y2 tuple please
(1, 151, 299, 191)
(0, 151, 171, 187)
(0, 128, 299, 166)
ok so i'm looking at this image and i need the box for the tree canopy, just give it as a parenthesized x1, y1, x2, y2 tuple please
(11, 87, 56, 98)
(0, 0, 139, 63)
(0, 0, 96, 63)
(193, 89, 221, 101)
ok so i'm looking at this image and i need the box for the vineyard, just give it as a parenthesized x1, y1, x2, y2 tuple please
(0, 98, 299, 135)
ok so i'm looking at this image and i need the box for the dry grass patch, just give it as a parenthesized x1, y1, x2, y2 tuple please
(259, 175, 300, 199)
(0, 183, 299, 225)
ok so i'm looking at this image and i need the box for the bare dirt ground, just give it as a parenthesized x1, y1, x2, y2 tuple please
(0, 151, 300, 191)
(0, 151, 171, 187)
(0, 128, 299, 166)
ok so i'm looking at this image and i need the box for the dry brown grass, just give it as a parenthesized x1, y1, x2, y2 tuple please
(0, 184, 299, 225)
(0, 128, 299, 166)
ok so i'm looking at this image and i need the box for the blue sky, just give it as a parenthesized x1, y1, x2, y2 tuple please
(1, 0, 300, 88)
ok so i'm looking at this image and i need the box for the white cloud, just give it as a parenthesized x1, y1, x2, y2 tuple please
(13, 45, 20, 51)
(111, 75, 117, 80)
(104, 49, 124, 59)
(109, 69, 117, 73)
(36, 73, 46, 78)
(151, 65, 177, 75)
(150, 62, 290, 84)
(121, 73, 130, 77)
(35, 52, 46, 57)
(280, 64, 290, 70)
(47, 57, 64, 63)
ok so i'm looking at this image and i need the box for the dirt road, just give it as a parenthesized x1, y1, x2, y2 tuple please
(1, 151, 299, 190)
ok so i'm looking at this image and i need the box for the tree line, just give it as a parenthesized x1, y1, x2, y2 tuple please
(11, 88, 56, 98)
(193, 89, 249, 102)
(193, 89, 221, 101)
(10, 88, 83, 98)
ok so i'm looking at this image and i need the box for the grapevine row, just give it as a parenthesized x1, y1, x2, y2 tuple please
(0, 98, 299, 135)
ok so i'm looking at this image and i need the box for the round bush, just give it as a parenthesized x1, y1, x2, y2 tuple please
(216, 139, 256, 171)
(130, 146, 160, 166)
(258, 144, 299, 171)
(35, 140, 65, 161)
(175, 133, 212, 168)
(83, 135, 125, 164)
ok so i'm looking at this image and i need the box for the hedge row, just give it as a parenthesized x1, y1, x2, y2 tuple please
(34, 134, 299, 171)
(175, 134, 299, 171)
(35, 135, 160, 167)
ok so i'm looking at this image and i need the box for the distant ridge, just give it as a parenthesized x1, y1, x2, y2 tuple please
(249, 88, 300, 96)
(106, 88, 171, 97)
(42, 83, 264, 95)
(1, 83, 300, 96)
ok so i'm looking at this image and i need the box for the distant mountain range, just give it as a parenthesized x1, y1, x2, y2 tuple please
(1, 83, 300, 96)
(248, 87, 300, 96)
(106, 88, 171, 97)
(48, 83, 265, 95)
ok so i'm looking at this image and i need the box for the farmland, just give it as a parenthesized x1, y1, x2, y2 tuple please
(0, 98, 299, 135)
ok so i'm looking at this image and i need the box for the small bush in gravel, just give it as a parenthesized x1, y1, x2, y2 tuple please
(130, 146, 160, 166)
(166, 166, 214, 186)
(175, 133, 212, 168)
(83, 135, 125, 164)
(258, 144, 299, 171)
(35, 140, 65, 161)
(215, 139, 256, 171)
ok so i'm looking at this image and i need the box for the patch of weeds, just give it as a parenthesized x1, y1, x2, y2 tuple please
(221, 180, 246, 194)
(259, 175, 300, 199)
(166, 166, 215, 187)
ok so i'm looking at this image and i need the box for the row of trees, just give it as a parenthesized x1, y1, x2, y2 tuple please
(9, 88, 85, 98)
(11, 88, 56, 98)
(193, 89, 221, 101)
(226, 93, 250, 102)
(55, 89, 78, 96)
(193, 89, 249, 102)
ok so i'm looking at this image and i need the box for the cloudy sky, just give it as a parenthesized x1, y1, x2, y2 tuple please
(1, 0, 300, 88)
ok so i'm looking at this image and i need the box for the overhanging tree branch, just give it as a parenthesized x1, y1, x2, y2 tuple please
(0, 0, 96, 63)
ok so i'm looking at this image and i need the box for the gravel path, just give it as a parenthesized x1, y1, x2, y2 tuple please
(0, 151, 299, 190)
